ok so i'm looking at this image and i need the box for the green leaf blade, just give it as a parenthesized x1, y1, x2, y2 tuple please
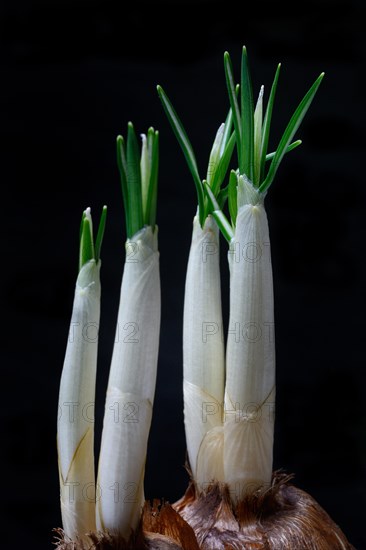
(140, 133, 150, 224)
(224, 52, 243, 173)
(241, 46, 254, 181)
(260, 63, 281, 182)
(116, 135, 130, 237)
(95, 205, 107, 263)
(210, 131, 236, 197)
(79, 210, 94, 271)
(220, 105, 234, 156)
(126, 122, 143, 237)
(145, 130, 159, 229)
(260, 72, 324, 193)
(265, 140, 302, 162)
(217, 185, 228, 209)
(157, 85, 204, 225)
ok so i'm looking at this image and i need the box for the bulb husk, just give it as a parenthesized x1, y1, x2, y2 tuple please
(174, 473, 354, 550)
(54, 472, 354, 549)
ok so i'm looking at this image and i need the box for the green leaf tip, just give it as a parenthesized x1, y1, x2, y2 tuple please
(158, 78, 236, 228)
(95, 205, 107, 264)
(224, 50, 242, 174)
(265, 139, 302, 162)
(157, 83, 205, 226)
(79, 205, 107, 271)
(117, 123, 159, 238)
(259, 70, 324, 193)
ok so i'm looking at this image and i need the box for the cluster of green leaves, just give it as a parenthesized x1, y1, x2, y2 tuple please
(79, 206, 107, 271)
(117, 122, 159, 238)
(158, 47, 324, 242)
(225, 47, 323, 195)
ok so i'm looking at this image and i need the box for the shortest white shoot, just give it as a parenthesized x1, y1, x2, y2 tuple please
(57, 206, 106, 541)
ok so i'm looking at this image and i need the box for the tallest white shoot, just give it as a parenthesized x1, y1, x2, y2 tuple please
(219, 47, 323, 500)
(224, 176, 275, 498)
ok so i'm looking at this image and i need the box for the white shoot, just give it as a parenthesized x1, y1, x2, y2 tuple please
(96, 226, 160, 538)
(57, 245, 101, 540)
(183, 214, 225, 487)
(224, 175, 275, 501)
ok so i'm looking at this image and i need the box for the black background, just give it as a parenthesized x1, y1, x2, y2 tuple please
(1, 1, 365, 548)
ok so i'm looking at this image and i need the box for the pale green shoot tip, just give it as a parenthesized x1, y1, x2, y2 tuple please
(158, 83, 235, 227)
(79, 206, 107, 271)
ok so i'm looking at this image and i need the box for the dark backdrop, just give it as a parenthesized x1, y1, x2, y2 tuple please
(1, 1, 365, 548)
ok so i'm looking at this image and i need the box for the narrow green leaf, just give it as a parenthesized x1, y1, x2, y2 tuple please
(260, 63, 281, 182)
(265, 140, 302, 161)
(95, 205, 107, 263)
(140, 133, 150, 224)
(217, 185, 228, 209)
(79, 212, 94, 271)
(228, 169, 238, 227)
(203, 179, 218, 212)
(127, 122, 143, 236)
(241, 46, 254, 180)
(145, 127, 156, 224)
(211, 210, 234, 244)
(224, 52, 243, 173)
(260, 72, 324, 193)
(220, 102, 235, 156)
(157, 85, 204, 225)
(210, 131, 236, 197)
(204, 181, 234, 243)
(145, 131, 159, 228)
(116, 135, 130, 237)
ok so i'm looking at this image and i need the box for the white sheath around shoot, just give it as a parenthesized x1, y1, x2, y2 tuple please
(158, 86, 237, 488)
(183, 214, 224, 485)
(96, 227, 160, 535)
(224, 176, 275, 496)
(57, 206, 106, 541)
(96, 124, 160, 539)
